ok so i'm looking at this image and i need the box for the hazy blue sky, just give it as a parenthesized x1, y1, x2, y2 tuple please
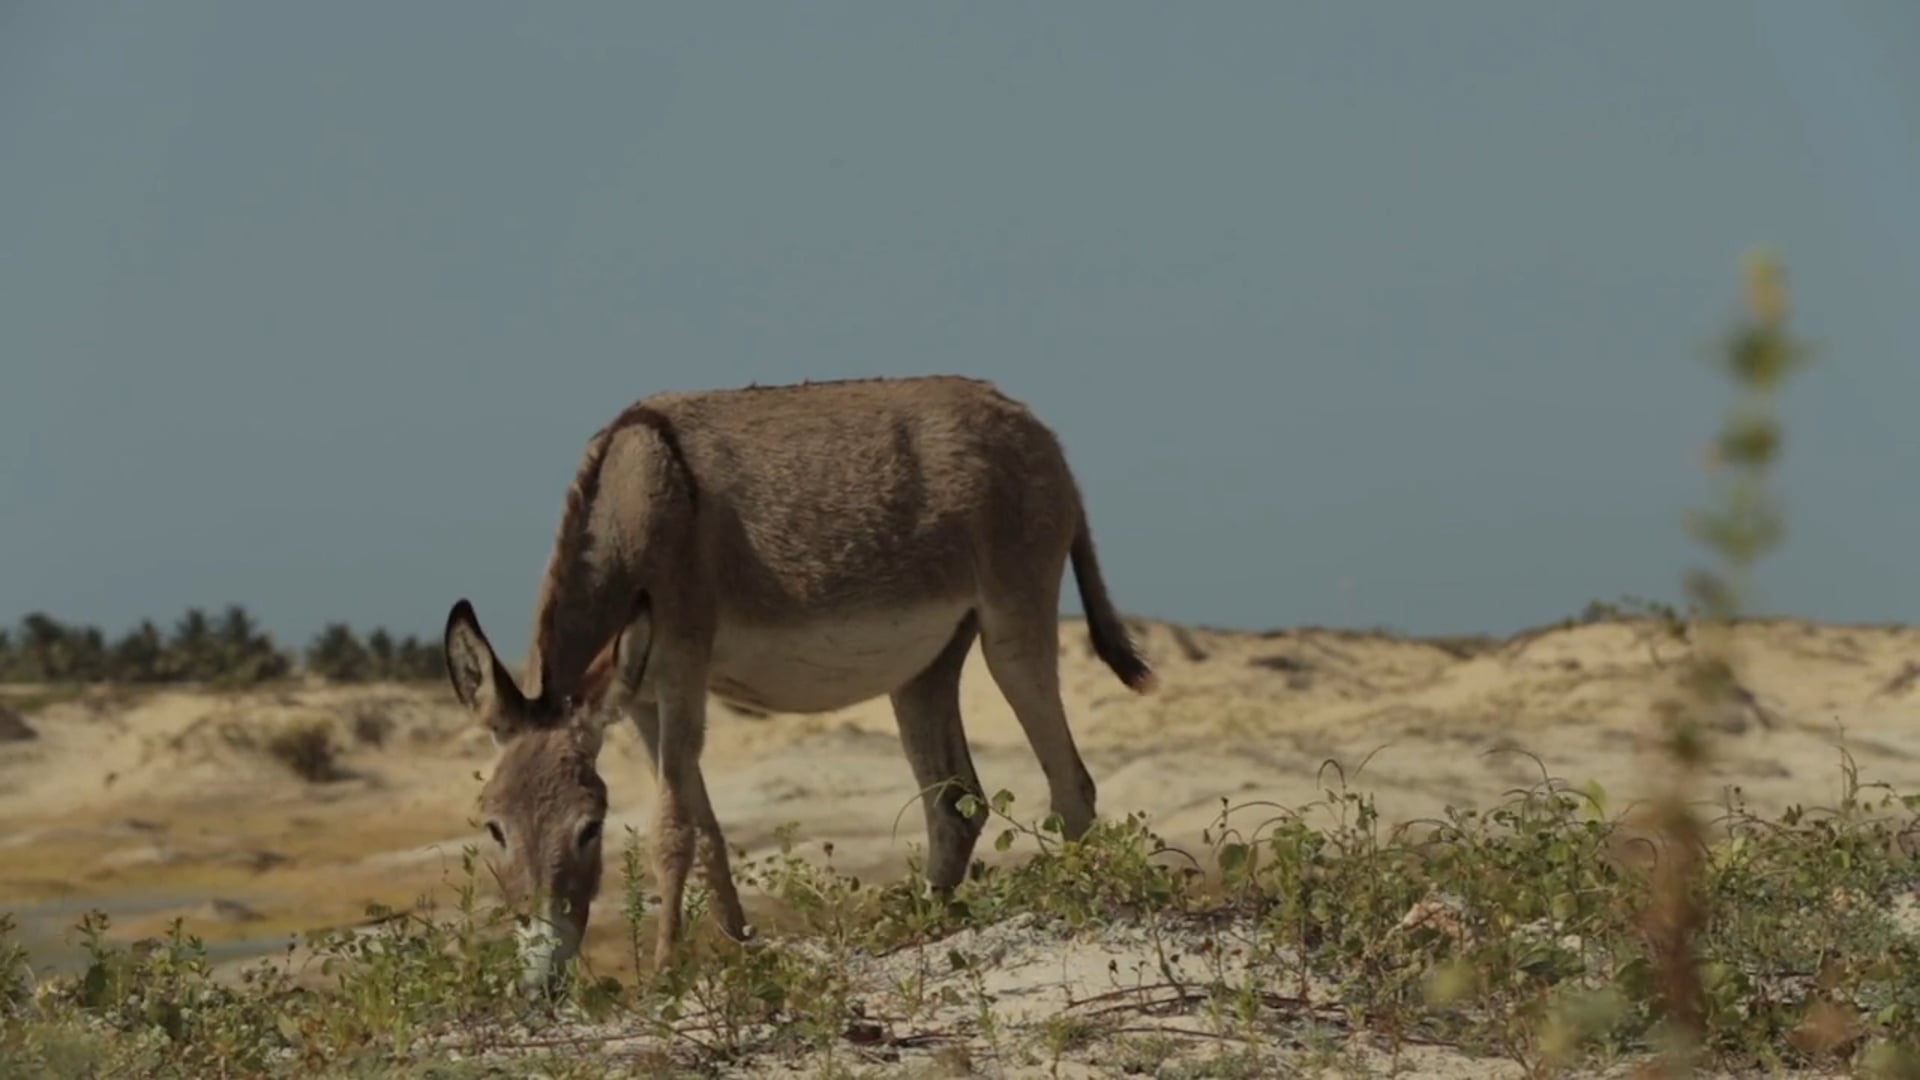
(4, 2, 1917, 659)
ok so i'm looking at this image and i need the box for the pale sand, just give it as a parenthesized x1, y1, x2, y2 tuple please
(4, 614, 1918, 1075)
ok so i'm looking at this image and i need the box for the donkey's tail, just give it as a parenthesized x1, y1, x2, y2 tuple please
(1069, 513, 1156, 694)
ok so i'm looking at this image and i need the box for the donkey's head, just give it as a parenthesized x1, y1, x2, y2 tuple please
(441, 594, 651, 996)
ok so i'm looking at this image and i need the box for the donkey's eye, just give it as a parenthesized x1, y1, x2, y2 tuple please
(485, 821, 506, 847)
(577, 820, 604, 849)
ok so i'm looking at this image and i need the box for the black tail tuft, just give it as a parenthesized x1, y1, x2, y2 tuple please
(1070, 520, 1156, 694)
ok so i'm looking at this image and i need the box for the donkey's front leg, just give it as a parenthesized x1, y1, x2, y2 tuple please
(648, 674, 746, 968)
(649, 683, 700, 970)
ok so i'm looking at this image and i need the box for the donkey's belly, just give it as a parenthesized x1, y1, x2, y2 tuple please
(707, 602, 971, 714)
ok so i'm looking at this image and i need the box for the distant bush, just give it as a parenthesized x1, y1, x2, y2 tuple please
(0, 705, 34, 743)
(348, 706, 396, 748)
(264, 721, 342, 782)
(0, 607, 444, 688)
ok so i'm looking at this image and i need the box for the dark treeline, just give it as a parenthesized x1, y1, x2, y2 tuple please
(0, 607, 446, 686)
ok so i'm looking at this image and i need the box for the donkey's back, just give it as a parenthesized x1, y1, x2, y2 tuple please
(620, 376, 1086, 615)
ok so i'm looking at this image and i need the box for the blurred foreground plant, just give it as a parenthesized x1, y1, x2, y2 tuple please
(1642, 250, 1811, 1075)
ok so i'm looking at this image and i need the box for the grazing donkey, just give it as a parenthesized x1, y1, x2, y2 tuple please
(440, 375, 1154, 992)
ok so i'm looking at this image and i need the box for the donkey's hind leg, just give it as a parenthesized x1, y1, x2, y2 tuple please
(977, 596, 1097, 841)
(889, 612, 988, 890)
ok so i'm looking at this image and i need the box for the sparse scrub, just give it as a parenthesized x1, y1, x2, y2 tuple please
(11, 255, 1920, 1076)
(264, 720, 344, 782)
(0, 703, 36, 742)
(0, 915, 28, 1010)
(348, 705, 396, 748)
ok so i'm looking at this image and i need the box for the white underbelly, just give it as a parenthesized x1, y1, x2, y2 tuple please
(707, 602, 971, 714)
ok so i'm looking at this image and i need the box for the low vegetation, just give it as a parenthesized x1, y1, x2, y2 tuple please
(6, 255, 1904, 1076)
(4, 763, 1920, 1077)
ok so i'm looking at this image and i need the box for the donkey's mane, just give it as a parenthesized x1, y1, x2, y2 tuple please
(527, 402, 691, 701)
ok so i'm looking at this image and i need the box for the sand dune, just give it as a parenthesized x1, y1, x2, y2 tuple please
(7, 615, 1920, 964)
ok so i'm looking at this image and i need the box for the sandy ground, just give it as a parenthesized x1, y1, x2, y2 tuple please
(5, 614, 1920, 1075)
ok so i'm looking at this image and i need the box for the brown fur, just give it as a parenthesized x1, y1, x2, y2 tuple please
(442, 375, 1152, 982)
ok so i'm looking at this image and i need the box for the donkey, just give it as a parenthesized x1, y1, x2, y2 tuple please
(440, 375, 1154, 993)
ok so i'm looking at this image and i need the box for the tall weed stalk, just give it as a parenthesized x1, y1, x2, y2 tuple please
(1645, 251, 1810, 1073)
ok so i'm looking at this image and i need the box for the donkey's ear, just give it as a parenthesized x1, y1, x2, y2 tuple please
(575, 590, 651, 710)
(613, 590, 655, 692)
(443, 599, 530, 743)
(566, 592, 652, 759)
